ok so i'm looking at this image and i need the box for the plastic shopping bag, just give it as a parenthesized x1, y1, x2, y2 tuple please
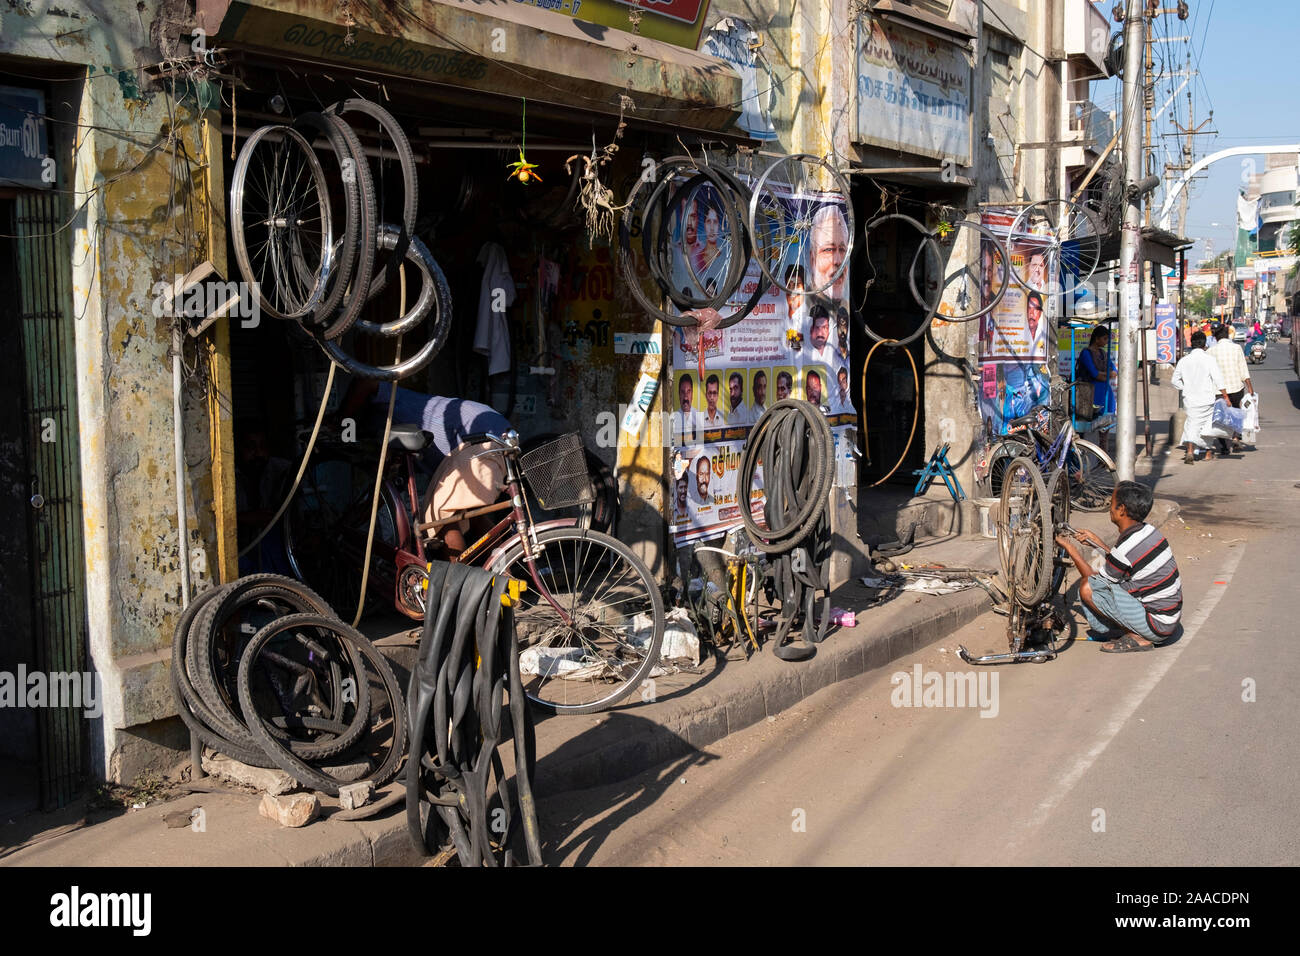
(1211, 399, 1248, 435)
(1241, 393, 1260, 432)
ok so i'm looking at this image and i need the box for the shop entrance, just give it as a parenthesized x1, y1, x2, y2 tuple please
(0, 191, 90, 813)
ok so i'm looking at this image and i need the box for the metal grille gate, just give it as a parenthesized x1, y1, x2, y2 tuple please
(12, 191, 89, 809)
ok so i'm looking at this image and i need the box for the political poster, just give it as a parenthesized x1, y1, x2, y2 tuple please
(666, 189, 854, 546)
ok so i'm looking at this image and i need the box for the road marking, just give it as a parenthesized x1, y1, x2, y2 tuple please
(1005, 543, 1246, 853)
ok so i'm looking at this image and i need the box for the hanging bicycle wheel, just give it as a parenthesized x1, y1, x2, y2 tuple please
(486, 527, 664, 715)
(650, 170, 747, 312)
(746, 153, 854, 297)
(859, 213, 942, 345)
(1007, 199, 1103, 296)
(1064, 438, 1116, 512)
(998, 456, 1053, 607)
(909, 219, 1009, 322)
(230, 124, 334, 322)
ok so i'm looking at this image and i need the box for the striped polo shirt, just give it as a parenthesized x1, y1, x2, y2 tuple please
(1101, 522, 1182, 637)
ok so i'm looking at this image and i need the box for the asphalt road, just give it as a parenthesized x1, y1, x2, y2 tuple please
(537, 345, 1300, 866)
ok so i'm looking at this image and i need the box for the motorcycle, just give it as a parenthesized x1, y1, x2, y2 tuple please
(1248, 338, 1267, 364)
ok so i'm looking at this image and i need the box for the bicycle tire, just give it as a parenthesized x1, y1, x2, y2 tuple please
(1046, 466, 1070, 599)
(746, 153, 854, 296)
(238, 613, 408, 795)
(860, 213, 943, 345)
(301, 111, 378, 340)
(313, 236, 452, 381)
(980, 435, 1034, 498)
(619, 158, 740, 326)
(999, 456, 1053, 606)
(230, 124, 333, 322)
(908, 219, 1009, 322)
(288, 112, 369, 335)
(485, 527, 664, 715)
(325, 98, 417, 300)
(1065, 438, 1116, 512)
(188, 575, 372, 759)
(684, 163, 767, 329)
(351, 227, 450, 339)
(649, 169, 748, 311)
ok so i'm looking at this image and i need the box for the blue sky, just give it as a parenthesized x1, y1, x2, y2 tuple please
(1088, 0, 1299, 265)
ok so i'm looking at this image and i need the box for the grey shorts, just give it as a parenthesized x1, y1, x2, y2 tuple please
(1084, 574, 1160, 642)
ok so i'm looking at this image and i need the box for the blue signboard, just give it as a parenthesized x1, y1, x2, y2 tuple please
(1155, 302, 1176, 364)
(0, 86, 50, 190)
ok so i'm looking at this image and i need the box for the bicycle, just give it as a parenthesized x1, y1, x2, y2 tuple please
(285, 428, 664, 715)
(975, 380, 1116, 512)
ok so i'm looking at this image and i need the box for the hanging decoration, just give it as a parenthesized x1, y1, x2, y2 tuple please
(506, 98, 542, 184)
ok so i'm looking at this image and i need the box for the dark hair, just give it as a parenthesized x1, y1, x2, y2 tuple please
(777, 370, 793, 387)
(784, 264, 805, 288)
(1026, 292, 1044, 311)
(1191, 331, 1207, 349)
(754, 370, 767, 384)
(809, 304, 831, 325)
(806, 370, 822, 386)
(1114, 480, 1153, 521)
(1089, 325, 1109, 346)
(705, 374, 719, 389)
(1214, 324, 1231, 340)
(729, 371, 743, 387)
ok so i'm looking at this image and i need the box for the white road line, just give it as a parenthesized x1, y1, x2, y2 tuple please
(1005, 543, 1246, 852)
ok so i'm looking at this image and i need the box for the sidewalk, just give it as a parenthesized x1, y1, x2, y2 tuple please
(3, 499, 1178, 867)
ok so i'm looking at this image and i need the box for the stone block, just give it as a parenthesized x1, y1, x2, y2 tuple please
(259, 792, 319, 828)
(202, 753, 295, 795)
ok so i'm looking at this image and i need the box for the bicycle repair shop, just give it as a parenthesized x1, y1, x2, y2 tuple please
(198, 0, 754, 584)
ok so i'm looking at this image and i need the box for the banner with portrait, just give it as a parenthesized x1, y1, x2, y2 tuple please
(666, 188, 855, 546)
(977, 210, 1052, 436)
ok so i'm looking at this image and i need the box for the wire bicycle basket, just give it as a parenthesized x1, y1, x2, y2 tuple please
(519, 433, 596, 510)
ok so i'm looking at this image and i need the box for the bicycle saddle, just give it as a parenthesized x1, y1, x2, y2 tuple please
(388, 423, 432, 453)
(1004, 411, 1040, 433)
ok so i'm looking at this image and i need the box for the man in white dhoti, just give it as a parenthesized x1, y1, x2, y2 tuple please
(1170, 330, 1230, 464)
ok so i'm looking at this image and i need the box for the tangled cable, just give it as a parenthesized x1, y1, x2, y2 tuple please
(406, 562, 543, 866)
(738, 400, 835, 661)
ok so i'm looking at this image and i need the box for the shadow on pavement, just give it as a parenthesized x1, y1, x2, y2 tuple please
(535, 713, 717, 866)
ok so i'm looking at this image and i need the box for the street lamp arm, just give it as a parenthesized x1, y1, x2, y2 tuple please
(1157, 144, 1300, 230)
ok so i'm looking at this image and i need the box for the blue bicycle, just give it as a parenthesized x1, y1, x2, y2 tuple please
(976, 380, 1117, 512)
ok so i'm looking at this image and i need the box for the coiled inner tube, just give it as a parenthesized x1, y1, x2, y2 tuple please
(406, 561, 542, 866)
(737, 400, 835, 660)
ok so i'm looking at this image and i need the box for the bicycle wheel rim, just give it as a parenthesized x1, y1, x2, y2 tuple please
(1065, 439, 1116, 512)
(999, 456, 1052, 606)
(1008, 199, 1103, 296)
(860, 213, 942, 345)
(230, 124, 333, 322)
(1046, 467, 1070, 598)
(488, 528, 664, 715)
(909, 219, 1009, 321)
(747, 153, 854, 297)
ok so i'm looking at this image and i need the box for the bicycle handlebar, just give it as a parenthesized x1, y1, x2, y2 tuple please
(461, 430, 520, 451)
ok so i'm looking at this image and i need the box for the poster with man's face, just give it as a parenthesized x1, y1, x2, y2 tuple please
(665, 189, 856, 546)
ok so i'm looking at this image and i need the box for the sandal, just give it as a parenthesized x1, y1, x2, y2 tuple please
(1099, 633, 1153, 653)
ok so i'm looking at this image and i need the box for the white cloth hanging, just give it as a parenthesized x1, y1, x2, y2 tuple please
(475, 242, 515, 376)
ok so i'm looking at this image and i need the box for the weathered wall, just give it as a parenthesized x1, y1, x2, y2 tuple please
(3, 0, 225, 781)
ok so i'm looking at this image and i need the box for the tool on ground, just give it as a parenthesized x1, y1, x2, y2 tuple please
(912, 442, 965, 501)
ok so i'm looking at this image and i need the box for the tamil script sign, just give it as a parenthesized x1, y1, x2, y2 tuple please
(1154, 303, 1176, 364)
(854, 17, 972, 165)
(511, 0, 711, 49)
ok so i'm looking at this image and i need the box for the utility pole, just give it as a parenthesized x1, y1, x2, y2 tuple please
(1117, 0, 1147, 482)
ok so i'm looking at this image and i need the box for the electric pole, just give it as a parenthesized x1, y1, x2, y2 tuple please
(1117, 0, 1147, 482)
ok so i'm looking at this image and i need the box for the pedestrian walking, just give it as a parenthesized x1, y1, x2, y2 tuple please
(1170, 330, 1230, 463)
(1209, 323, 1253, 455)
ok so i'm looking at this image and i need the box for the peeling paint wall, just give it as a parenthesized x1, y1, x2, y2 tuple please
(3, 0, 226, 780)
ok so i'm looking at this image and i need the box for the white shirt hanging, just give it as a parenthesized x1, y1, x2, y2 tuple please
(475, 242, 515, 376)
